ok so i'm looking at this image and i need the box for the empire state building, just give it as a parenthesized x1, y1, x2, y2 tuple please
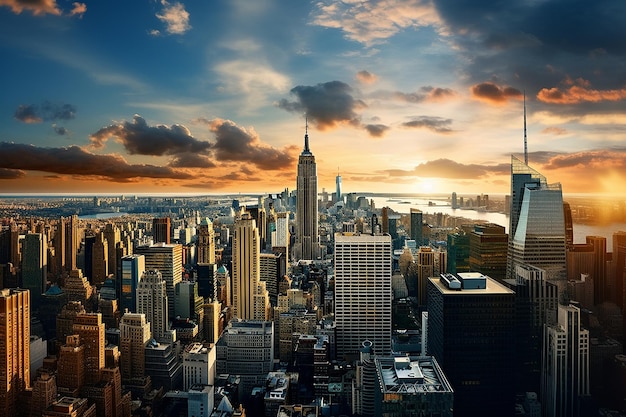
(296, 123, 319, 260)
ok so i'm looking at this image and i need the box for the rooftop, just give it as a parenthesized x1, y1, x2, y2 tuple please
(430, 273, 514, 296)
(376, 356, 453, 395)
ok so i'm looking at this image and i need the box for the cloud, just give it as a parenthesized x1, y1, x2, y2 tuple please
(156, 1, 191, 35)
(543, 149, 626, 170)
(277, 81, 365, 130)
(537, 78, 626, 104)
(541, 126, 567, 135)
(202, 118, 297, 170)
(471, 82, 522, 104)
(356, 70, 378, 84)
(0, 0, 62, 16)
(371, 86, 457, 103)
(52, 124, 68, 135)
(214, 60, 291, 102)
(14, 101, 76, 124)
(0, 168, 25, 179)
(168, 153, 217, 168)
(364, 124, 389, 137)
(402, 116, 453, 133)
(0, 142, 192, 181)
(14, 105, 42, 124)
(384, 158, 509, 179)
(68, 2, 86, 17)
(90, 115, 211, 156)
(310, 0, 440, 46)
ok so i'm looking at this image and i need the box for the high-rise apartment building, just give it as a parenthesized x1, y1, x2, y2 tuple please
(296, 124, 319, 260)
(57, 335, 85, 396)
(103, 223, 121, 280)
(120, 254, 145, 313)
(196, 217, 215, 264)
(137, 270, 169, 342)
(334, 232, 392, 358)
(119, 312, 151, 382)
(152, 217, 171, 244)
(542, 303, 590, 417)
(508, 156, 567, 297)
(0, 288, 30, 417)
(427, 273, 515, 417)
(21, 233, 47, 310)
(272, 211, 290, 253)
(232, 213, 270, 320)
(135, 243, 183, 319)
(469, 223, 508, 281)
(72, 312, 105, 385)
(55, 214, 80, 274)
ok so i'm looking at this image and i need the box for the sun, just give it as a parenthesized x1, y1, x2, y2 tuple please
(420, 179, 436, 193)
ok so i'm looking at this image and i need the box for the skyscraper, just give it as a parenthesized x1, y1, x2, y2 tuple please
(72, 312, 105, 385)
(135, 243, 183, 320)
(196, 217, 216, 264)
(334, 232, 392, 358)
(152, 217, 171, 244)
(120, 254, 145, 313)
(336, 171, 342, 204)
(508, 156, 567, 297)
(55, 215, 79, 274)
(119, 312, 151, 382)
(469, 223, 508, 281)
(427, 273, 515, 417)
(0, 288, 30, 417)
(542, 303, 590, 417)
(21, 233, 47, 310)
(136, 270, 169, 342)
(586, 235, 607, 305)
(232, 212, 270, 320)
(410, 208, 423, 245)
(296, 123, 319, 260)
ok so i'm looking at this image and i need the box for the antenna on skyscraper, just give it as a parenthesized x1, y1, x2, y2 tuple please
(304, 115, 310, 153)
(523, 90, 528, 165)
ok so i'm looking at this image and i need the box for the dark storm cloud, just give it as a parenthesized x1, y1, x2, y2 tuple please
(90, 115, 210, 156)
(168, 153, 217, 168)
(432, 0, 626, 113)
(402, 116, 453, 133)
(276, 81, 365, 129)
(471, 82, 522, 104)
(201, 118, 297, 170)
(0, 168, 25, 179)
(384, 159, 509, 179)
(364, 124, 389, 137)
(14, 102, 76, 124)
(0, 142, 191, 181)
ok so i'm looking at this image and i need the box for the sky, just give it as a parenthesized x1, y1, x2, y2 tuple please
(1, 0, 626, 196)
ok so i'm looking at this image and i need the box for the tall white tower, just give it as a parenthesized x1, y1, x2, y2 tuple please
(136, 270, 169, 342)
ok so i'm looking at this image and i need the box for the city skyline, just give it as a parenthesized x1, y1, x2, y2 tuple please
(1, 1, 626, 195)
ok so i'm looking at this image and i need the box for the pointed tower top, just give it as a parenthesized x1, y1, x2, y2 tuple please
(302, 115, 312, 155)
(523, 90, 528, 165)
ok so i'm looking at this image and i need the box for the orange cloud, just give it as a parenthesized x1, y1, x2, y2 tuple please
(537, 79, 626, 104)
(471, 82, 522, 104)
(356, 70, 378, 84)
(0, 0, 61, 15)
(541, 126, 568, 135)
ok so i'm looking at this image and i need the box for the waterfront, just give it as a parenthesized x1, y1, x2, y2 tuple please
(369, 195, 626, 251)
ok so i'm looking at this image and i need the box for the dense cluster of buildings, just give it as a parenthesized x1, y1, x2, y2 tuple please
(1, 127, 626, 417)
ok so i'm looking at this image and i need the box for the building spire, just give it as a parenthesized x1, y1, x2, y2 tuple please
(523, 90, 528, 165)
(304, 115, 310, 153)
